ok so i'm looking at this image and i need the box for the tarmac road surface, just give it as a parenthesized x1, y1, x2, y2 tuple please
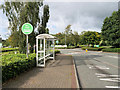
(60, 48, 119, 88)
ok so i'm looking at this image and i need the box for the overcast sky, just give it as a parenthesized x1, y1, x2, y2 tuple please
(0, 0, 119, 39)
(45, 2, 118, 34)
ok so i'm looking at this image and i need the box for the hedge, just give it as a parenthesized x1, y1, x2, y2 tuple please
(102, 48, 120, 53)
(55, 46, 75, 49)
(81, 47, 103, 51)
(2, 48, 19, 52)
(2, 50, 60, 83)
(54, 50, 60, 54)
(2, 53, 36, 83)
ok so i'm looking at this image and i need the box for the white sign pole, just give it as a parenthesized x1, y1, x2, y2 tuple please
(22, 23, 33, 58)
(26, 35, 28, 58)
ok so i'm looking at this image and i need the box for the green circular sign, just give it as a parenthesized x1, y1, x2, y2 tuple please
(22, 23, 33, 35)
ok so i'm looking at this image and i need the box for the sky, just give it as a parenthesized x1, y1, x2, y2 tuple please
(0, 0, 119, 40)
(45, 2, 118, 34)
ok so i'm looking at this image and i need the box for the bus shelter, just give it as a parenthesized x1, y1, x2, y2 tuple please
(36, 34, 56, 67)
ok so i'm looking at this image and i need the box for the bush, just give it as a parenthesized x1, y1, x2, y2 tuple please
(67, 46, 76, 49)
(2, 53, 36, 83)
(55, 46, 75, 49)
(79, 45, 85, 48)
(81, 46, 103, 51)
(102, 48, 120, 53)
(55, 50, 60, 54)
(2, 48, 19, 52)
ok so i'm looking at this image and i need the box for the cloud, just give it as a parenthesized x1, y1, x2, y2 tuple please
(45, 2, 118, 34)
(0, 1, 118, 40)
(0, 9, 10, 40)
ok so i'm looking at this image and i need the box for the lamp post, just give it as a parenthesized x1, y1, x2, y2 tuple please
(65, 31, 66, 45)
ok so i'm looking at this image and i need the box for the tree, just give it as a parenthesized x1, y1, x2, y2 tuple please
(2, 39, 10, 47)
(79, 31, 101, 46)
(38, 5, 50, 34)
(101, 10, 120, 47)
(72, 31, 79, 46)
(8, 31, 19, 47)
(3, 2, 50, 53)
(64, 25, 73, 46)
(54, 26, 80, 46)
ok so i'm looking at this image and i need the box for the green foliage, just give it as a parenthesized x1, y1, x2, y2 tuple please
(79, 45, 85, 48)
(8, 31, 19, 47)
(79, 31, 101, 46)
(81, 47, 102, 51)
(54, 50, 60, 54)
(2, 51, 19, 55)
(81, 46, 114, 51)
(102, 48, 120, 52)
(39, 5, 50, 34)
(2, 48, 18, 52)
(2, 53, 36, 83)
(54, 25, 80, 46)
(3, 2, 50, 53)
(2, 40, 10, 47)
(53, 33, 66, 45)
(81, 46, 108, 51)
(101, 10, 120, 47)
(55, 46, 75, 49)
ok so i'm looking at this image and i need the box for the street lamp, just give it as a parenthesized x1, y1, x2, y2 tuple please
(65, 31, 66, 45)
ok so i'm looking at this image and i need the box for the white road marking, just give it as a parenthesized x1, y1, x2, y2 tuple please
(95, 66, 109, 69)
(88, 65, 109, 70)
(95, 73, 107, 75)
(100, 78, 120, 82)
(107, 56, 118, 59)
(106, 86, 120, 88)
(95, 73, 120, 77)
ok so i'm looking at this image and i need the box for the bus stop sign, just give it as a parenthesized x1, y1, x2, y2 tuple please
(22, 23, 33, 35)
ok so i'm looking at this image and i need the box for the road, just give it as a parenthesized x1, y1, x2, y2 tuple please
(59, 48, 119, 88)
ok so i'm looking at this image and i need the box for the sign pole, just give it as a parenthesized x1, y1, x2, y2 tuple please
(26, 34, 28, 58)
(22, 23, 33, 58)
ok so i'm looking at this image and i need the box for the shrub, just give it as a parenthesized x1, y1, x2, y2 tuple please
(2, 48, 19, 52)
(79, 45, 85, 48)
(2, 53, 36, 83)
(55, 50, 60, 54)
(67, 46, 75, 49)
(102, 48, 120, 53)
(81, 47, 103, 51)
(55, 46, 75, 49)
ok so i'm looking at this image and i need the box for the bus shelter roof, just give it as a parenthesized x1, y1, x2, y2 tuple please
(36, 34, 57, 39)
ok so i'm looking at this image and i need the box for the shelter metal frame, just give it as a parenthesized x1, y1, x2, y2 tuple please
(36, 34, 56, 67)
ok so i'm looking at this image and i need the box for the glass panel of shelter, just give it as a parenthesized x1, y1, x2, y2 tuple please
(37, 38, 55, 67)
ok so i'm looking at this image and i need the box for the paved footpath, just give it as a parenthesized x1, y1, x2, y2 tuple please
(3, 54, 78, 88)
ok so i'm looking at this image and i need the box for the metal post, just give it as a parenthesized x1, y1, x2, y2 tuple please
(44, 38, 46, 67)
(48, 39, 50, 54)
(40, 39, 42, 58)
(65, 32, 66, 45)
(53, 40, 55, 60)
(36, 38, 38, 66)
(26, 35, 28, 58)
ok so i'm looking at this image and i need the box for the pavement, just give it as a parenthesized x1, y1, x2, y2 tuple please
(2, 54, 78, 88)
(60, 48, 119, 88)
